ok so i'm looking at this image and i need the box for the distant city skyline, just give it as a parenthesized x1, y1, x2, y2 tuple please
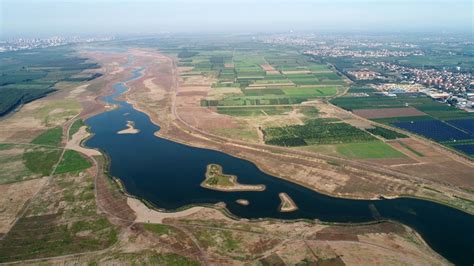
(1, 0, 472, 37)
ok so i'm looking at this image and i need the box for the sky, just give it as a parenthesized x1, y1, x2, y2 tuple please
(1, 0, 473, 37)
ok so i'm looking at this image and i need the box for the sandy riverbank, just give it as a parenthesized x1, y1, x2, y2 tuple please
(127, 197, 204, 223)
(66, 126, 101, 156)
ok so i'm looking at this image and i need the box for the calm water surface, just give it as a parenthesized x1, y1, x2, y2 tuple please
(85, 67, 474, 265)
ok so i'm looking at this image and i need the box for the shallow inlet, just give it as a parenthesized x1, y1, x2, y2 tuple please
(85, 66, 474, 265)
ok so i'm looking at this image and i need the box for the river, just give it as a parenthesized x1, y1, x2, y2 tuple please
(85, 66, 474, 265)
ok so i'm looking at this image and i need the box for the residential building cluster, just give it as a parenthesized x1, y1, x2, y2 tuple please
(348, 70, 382, 80)
(303, 48, 423, 58)
(372, 61, 473, 94)
(0, 36, 114, 52)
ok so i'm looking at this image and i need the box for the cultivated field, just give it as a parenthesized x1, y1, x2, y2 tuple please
(331, 89, 474, 158)
(353, 107, 426, 119)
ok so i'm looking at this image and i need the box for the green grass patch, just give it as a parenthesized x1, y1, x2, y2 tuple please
(143, 223, 171, 235)
(398, 141, 424, 157)
(70, 217, 112, 235)
(69, 119, 85, 139)
(313, 72, 342, 80)
(307, 64, 331, 71)
(0, 143, 16, 150)
(298, 106, 319, 117)
(202, 96, 309, 106)
(31, 127, 63, 147)
(282, 87, 337, 97)
(217, 106, 292, 116)
(55, 150, 92, 174)
(242, 88, 284, 96)
(287, 77, 318, 85)
(336, 141, 406, 159)
(23, 148, 61, 176)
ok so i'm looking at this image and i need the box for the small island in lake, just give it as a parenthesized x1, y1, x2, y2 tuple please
(201, 164, 265, 192)
(236, 199, 250, 206)
(278, 192, 298, 212)
(118, 120, 139, 134)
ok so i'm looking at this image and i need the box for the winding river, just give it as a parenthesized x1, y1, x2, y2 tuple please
(85, 67, 474, 265)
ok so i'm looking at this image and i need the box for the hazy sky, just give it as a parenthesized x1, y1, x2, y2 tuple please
(1, 0, 472, 37)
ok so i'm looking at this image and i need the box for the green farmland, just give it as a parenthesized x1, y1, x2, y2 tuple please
(281, 87, 338, 97)
(366, 126, 408, 140)
(331, 93, 474, 121)
(331, 87, 474, 158)
(263, 118, 376, 147)
(180, 47, 347, 111)
(302, 141, 406, 159)
(336, 141, 405, 159)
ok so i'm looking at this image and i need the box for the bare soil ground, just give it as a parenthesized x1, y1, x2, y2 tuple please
(260, 63, 276, 72)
